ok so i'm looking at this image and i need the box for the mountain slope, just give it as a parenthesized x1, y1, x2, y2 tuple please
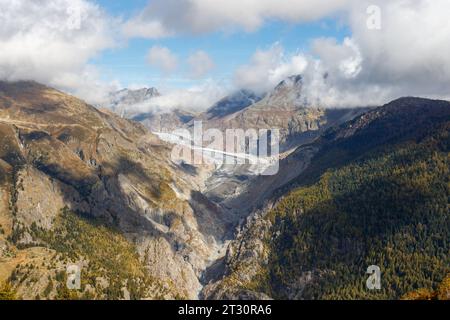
(203, 89, 262, 120)
(203, 97, 450, 299)
(0, 81, 226, 299)
(195, 76, 367, 151)
(195, 76, 367, 217)
(132, 109, 196, 132)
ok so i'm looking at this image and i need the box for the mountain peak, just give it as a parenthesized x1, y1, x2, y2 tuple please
(257, 74, 305, 109)
(205, 89, 263, 119)
(113, 87, 160, 101)
(106, 87, 161, 117)
(274, 74, 303, 90)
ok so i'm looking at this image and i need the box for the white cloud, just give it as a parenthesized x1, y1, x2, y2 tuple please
(147, 45, 178, 74)
(122, 20, 173, 39)
(124, 0, 352, 37)
(2, 0, 450, 109)
(233, 44, 308, 93)
(0, 0, 118, 104)
(311, 37, 362, 79)
(187, 50, 215, 79)
(314, 0, 450, 105)
(233, 0, 450, 107)
(53, 65, 120, 105)
(348, 0, 450, 97)
(124, 0, 450, 106)
(127, 81, 230, 113)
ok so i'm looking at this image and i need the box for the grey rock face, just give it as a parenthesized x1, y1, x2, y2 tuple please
(190, 75, 368, 152)
(133, 109, 196, 133)
(106, 87, 161, 118)
(0, 79, 374, 300)
(204, 90, 263, 120)
(201, 210, 273, 300)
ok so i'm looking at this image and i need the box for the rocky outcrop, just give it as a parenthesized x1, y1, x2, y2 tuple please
(202, 97, 450, 300)
(188, 76, 368, 151)
(201, 209, 273, 300)
(0, 81, 228, 299)
(133, 109, 196, 133)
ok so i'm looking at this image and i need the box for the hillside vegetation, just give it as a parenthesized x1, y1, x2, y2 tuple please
(0, 81, 220, 299)
(206, 98, 450, 300)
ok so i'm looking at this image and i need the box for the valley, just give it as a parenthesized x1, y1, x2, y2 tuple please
(1, 0, 449, 304)
(0, 79, 449, 300)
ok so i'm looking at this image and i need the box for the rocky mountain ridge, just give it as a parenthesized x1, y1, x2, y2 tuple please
(1, 81, 447, 301)
(202, 97, 450, 299)
(0, 81, 230, 299)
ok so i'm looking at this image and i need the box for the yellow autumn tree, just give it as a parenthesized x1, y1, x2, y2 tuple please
(0, 282, 17, 300)
(402, 274, 450, 301)
(437, 274, 450, 300)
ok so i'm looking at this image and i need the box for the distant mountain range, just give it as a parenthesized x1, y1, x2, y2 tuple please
(0, 80, 448, 301)
(193, 75, 367, 150)
(109, 75, 367, 152)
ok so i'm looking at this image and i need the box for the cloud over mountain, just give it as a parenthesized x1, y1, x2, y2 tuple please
(233, 44, 308, 94)
(1, 0, 450, 109)
(129, 81, 229, 113)
(0, 0, 118, 103)
(233, 0, 450, 107)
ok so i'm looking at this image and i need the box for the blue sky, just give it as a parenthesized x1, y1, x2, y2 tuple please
(91, 1, 350, 90)
(3, 0, 448, 108)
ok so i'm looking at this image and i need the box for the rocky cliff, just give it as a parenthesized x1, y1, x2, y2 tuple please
(202, 97, 450, 300)
(0, 81, 228, 299)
